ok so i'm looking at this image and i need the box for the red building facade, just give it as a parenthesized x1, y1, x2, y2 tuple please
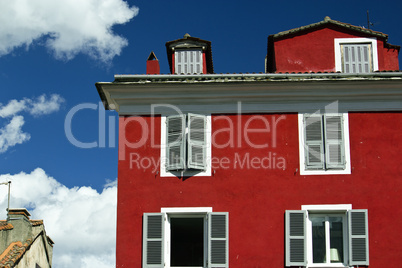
(96, 17, 402, 268)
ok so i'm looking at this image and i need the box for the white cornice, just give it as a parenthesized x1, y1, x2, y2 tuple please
(96, 73, 402, 115)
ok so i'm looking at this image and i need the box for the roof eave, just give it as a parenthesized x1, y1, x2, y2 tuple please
(96, 72, 402, 115)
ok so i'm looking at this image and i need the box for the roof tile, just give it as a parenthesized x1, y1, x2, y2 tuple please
(0, 239, 33, 267)
(0, 221, 13, 231)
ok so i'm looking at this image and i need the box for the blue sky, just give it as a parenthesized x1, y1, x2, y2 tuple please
(0, 0, 401, 267)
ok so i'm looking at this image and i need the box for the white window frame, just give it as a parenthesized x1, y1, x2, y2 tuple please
(160, 114, 211, 177)
(302, 205, 351, 268)
(334, 38, 378, 73)
(161, 207, 212, 268)
(286, 205, 369, 267)
(298, 113, 351, 175)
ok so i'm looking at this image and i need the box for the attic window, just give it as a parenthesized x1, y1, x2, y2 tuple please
(334, 38, 378, 73)
(175, 49, 203, 74)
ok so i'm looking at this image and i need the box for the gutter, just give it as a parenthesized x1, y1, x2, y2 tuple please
(113, 72, 402, 82)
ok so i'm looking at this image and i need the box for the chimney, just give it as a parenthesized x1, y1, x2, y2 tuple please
(146, 51, 160, 74)
(7, 208, 31, 222)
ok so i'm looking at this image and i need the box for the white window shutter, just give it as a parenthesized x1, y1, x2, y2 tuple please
(174, 49, 203, 74)
(208, 212, 229, 268)
(304, 114, 325, 169)
(143, 213, 164, 268)
(342, 44, 371, 73)
(187, 113, 207, 170)
(348, 209, 369, 266)
(324, 115, 345, 169)
(166, 115, 186, 171)
(285, 210, 306, 267)
(175, 51, 183, 74)
(195, 50, 202, 74)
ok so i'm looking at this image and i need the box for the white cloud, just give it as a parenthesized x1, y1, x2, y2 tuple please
(0, 99, 27, 118)
(0, 95, 64, 153)
(0, 116, 30, 153)
(0, 168, 117, 268)
(28, 94, 65, 116)
(0, 0, 138, 62)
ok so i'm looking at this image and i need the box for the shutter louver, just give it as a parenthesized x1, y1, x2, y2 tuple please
(195, 50, 202, 74)
(304, 115, 325, 169)
(285, 210, 306, 267)
(143, 213, 164, 268)
(348, 209, 369, 266)
(187, 113, 207, 170)
(166, 115, 186, 171)
(176, 51, 183, 74)
(208, 212, 228, 268)
(324, 115, 345, 169)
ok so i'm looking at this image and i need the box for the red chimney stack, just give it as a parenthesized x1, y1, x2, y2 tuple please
(146, 51, 160, 74)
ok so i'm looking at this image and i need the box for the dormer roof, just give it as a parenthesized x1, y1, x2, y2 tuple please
(165, 34, 214, 74)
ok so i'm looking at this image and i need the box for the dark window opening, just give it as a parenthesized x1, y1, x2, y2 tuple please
(171, 217, 204, 267)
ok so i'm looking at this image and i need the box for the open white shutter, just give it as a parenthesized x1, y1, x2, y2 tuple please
(348, 209, 369, 266)
(285, 210, 307, 267)
(304, 114, 325, 169)
(208, 212, 228, 268)
(324, 115, 345, 169)
(143, 213, 164, 268)
(187, 113, 207, 170)
(166, 115, 186, 171)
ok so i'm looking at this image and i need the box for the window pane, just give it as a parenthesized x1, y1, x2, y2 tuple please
(171, 217, 204, 267)
(312, 217, 326, 263)
(329, 217, 344, 263)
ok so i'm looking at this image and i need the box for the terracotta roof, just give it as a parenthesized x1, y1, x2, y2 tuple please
(0, 219, 43, 228)
(0, 239, 33, 267)
(30, 220, 43, 226)
(0, 221, 13, 231)
(272, 16, 388, 41)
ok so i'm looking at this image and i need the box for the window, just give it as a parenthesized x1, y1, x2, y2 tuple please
(175, 49, 203, 74)
(285, 205, 369, 267)
(142, 208, 228, 268)
(334, 38, 378, 73)
(160, 114, 211, 177)
(298, 113, 351, 175)
(342, 43, 371, 73)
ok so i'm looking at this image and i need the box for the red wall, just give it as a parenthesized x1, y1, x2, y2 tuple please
(382, 47, 400, 70)
(272, 26, 399, 73)
(116, 112, 402, 267)
(146, 60, 160, 74)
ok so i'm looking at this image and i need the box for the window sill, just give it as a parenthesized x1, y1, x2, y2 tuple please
(306, 264, 348, 268)
(300, 168, 351, 175)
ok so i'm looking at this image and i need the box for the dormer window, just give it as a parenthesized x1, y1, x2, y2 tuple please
(335, 38, 379, 73)
(175, 48, 203, 74)
(166, 34, 214, 75)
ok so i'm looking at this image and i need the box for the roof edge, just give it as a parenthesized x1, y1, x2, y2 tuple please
(272, 16, 388, 40)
